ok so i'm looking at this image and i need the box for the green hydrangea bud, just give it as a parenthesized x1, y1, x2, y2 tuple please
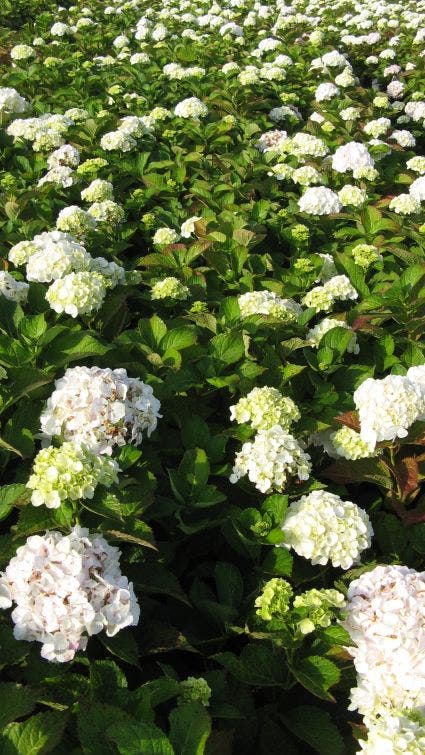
(180, 677, 211, 707)
(189, 300, 208, 313)
(255, 578, 293, 621)
(351, 243, 382, 269)
(293, 588, 346, 635)
(290, 224, 310, 243)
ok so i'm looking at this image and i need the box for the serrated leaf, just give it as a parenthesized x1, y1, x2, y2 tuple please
(107, 721, 174, 755)
(169, 702, 211, 755)
(3, 711, 67, 755)
(292, 656, 340, 701)
(281, 705, 344, 755)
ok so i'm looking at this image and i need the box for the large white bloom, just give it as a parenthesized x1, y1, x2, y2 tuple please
(281, 490, 372, 569)
(230, 426, 311, 494)
(40, 366, 161, 455)
(343, 565, 425, 718)
(354, 375, 422, 448)
(332, 142, 375, 173)
(298, 187, 342, 215)
(238, 291, 302, 321)
(0, 526, 139, 662)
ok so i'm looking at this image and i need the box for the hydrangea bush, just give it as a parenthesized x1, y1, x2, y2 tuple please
(0, 0, 425, 752)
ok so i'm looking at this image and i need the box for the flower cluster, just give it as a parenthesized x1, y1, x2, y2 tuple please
(230, 386, 300, 431)
(230, 426, 311, 494)
(40, 366, 162, 455)
(238, 291, 302, 321)
(281, 490, 373, 569)
(343, 565, 425, 742)
(354, 368, 425, 449)
(0, 526, 140, 662)
(27, 443, 120, 508)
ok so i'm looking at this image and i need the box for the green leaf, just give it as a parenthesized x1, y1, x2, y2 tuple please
(211, 332, 244, 364)
(261, 548, 293, 577)
(213, 643, 288, 687)
(179, 448, 210, 490)
(169, 702, 211, 755)
(107, 720, 174, 755)
(77, 702, 131, 755)
(15, 505, 73, 538)
(0, 483, 28, 522)
(292, 656, 341, 701)
(99, 632, 140, 667)
(374, 513, 406, 557)
(214, 562, 243, 608)
(410, 523, 425, 554)
(281, 706, 344, 755)
(3, 711, 66, 754)
(161, 327, 196, 352)
(42, 331, 109, 365)
(0, 683, 37, 728)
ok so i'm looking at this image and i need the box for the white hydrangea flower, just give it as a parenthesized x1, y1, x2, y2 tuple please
(359, 711, 425, 755)
(332, 142, 375, 173)
(390, 130, 416, 148)
(230, 426, 311, 494)
(406, 157, 425, 174)
(338, 185, 367, 207)
(87, 201, 125, 225)
(118, 116, 152, 137)
(409, 177, 425, 202)
(153, 227, 180, 245)
(0, 87, 30, 115)
(46, 271, 107, 318)
(51, 22, 73, 36)
(81, 179, 114, 203)
(330, 426, 376, 459)
(354, 374, 423, 447)
(306, 317, 359, 353)
(256, 130, 288, 153)
(298, 187, 342, 215)
(56, 206, 97, 235)
(100, 131, 137, 152)
(230, 386, 300, 432)
(292, 166, 322, 186)
(343, 565, 425, 718)
(10, 44, 35, 61)
(287, 133, 329, 158)
(47, 144, 80, 169)
(281, 490, 373, 569)
(27, 442, 120, 508)
(88, 258, 125, 288)
(180, 216, 202, 238)
(40, 366, 161, 454)
(0, 526, 140, 662)
(315, 82, 340, 101)
(364, 118, 392, 138)
(151, 277, 189, 300)
(24, 232, 91, 283)
(0, 271, 29, 304)
(389, 194, 421, 215)
(238, 290, 302, 322)
(303, 275, 358, 312)
(174, 97, 208, 119)
(38, 165, 75, 188)
(8, 240, 37, 266)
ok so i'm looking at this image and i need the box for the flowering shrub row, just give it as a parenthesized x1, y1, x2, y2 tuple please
(0, 0, 425, 752)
